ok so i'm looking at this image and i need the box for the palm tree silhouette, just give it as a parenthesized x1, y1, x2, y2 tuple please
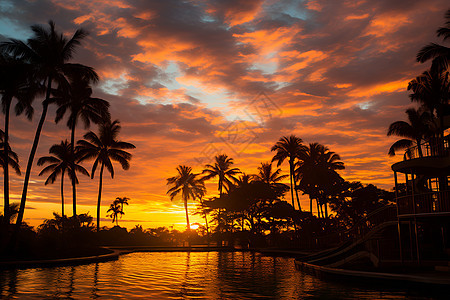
(253, 162, 289, 189)
(407, 70, 449, 137)
(113, 197, 129, 216)
(296, 143, 344, 217)
(0, 54, 35, 223)
(77, 119, 135, 231)
(53, 74, 110, 216)
(0, 203, 20, 224)
(417, 9, 450, 72)
(0, 21, 98, 230)
(271, 135, 305, 211)
(107, 201, 123, 226)
(387, 108, 435, 158)
(0, 129, 21, 223)
(0, 130, 21, 175)
(202, 154, 240, 197)
(167, 165, 206, 232)
(37, 140, 89, 217)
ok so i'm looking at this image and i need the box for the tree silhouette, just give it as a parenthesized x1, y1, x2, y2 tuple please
(113, 197, 129, 212)
(271, 135, 305, 210)
(0, 129, 21, 224)
(417, 9, 450, 72)
(0, 129, 21, 176)
(0, 54, 35, 223)
(0, 21, 98, 232)
(407, 70, 449, 136)
(77, 119, 135, 232)
(37, 140, 89, 217)
(202, 154, 240, 197)
(387, 108, 435, 157)
(107, 201, 123, 226)
(296, 143, 344, 217)
(167, 165, 206, 232)
(253, 162, 289, 192)
(53, 74, 110, 216)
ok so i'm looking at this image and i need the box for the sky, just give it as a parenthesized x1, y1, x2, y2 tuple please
(0, 0, 448, 230)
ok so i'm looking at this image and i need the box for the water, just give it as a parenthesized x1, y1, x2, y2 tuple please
(0, 251, 438, 299)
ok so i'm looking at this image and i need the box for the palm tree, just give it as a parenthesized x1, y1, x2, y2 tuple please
(202, 154, 240, 197)
(113, 196, 129, 212)
(387, 108, 435, 158)
(295, 143, 344, 218)
(407, 70, 449, 137)
(0, 21, 98, 230)
(0, 129, 21, 223)
(254, 162, 289, 188)
(77, 119, 135, 231)
(37, 140, 89, 217)
(107, 201, 123, 226)
(167, 165, 206, 232)
(271, 135, 305, 211)
(0, 54, 35, 223)
(0, 202, 20, 224)
(53, 74, 110, 216)
(417, 9, 450, 72)
(0, 130, 21, 175)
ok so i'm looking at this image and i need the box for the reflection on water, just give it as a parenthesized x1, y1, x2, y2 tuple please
(0, 251, 436, 299)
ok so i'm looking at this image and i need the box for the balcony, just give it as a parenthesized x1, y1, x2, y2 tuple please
(403, 135, 450, 160)
(391, 135, 450, 175)
(397, 190, 450, 217)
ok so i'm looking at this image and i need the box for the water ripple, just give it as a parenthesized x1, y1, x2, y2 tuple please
(0, 251, 435, 299)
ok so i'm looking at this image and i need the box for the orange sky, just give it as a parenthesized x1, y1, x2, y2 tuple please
(0, 0, 448, 229)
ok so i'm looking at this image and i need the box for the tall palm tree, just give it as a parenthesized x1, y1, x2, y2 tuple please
(0, 54, 35, 223)
(77, 119, 135, 231)
(202, 154, 240, 197)
(417, 9, 450, 72)
(53, 74, 110, 216)
(387, 108, 435, 158)
(107, 201, 124, 226)
(296, 143, 344, 218)
(0, 129, 21, 223)
(271, 135, 305, 211)
(0, 21, 98, 230)
(167, 165, 206, 232)
(37, 140, 89, 217)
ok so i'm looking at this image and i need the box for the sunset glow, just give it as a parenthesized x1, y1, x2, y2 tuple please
(0, 0, 447, 230)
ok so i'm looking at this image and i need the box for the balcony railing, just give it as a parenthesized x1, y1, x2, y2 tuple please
(397, 190, 450, 216)
(404, 135, 450, 160)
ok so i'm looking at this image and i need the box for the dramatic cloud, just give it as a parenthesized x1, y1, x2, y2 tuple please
(0, 0, 448, 228)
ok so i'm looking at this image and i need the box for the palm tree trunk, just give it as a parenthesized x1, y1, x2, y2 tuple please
(70, 125, 77, 216)
(14, 77, 52, 235)
(3, 99, 11, 224)
(61, 169, 65, 217)
(309, 195, 313, 214)
(290, 158, 301, 211)
(184, 199, 190, 231)
(289, 161, 295, 209)
(96, 163, 104, 232)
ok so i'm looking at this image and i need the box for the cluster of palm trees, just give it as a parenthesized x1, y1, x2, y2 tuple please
(0, 21, 135, 241)
(167, 135, 345, 233)
(388, 9, 450, 158)
(107, 197, 130, 226)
